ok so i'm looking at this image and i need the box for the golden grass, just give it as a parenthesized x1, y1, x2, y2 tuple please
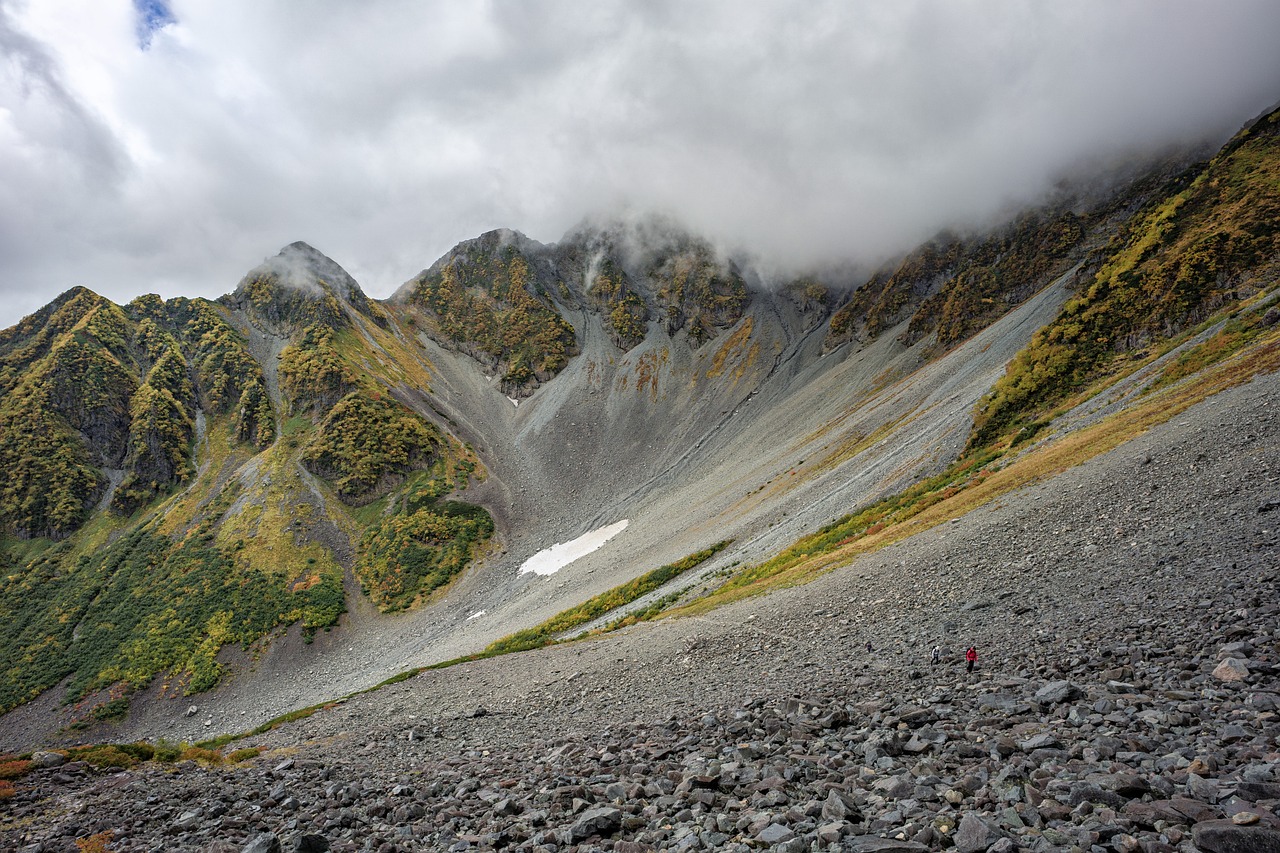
(705, 317, 754, 380)
(674, 331, 1280, 616)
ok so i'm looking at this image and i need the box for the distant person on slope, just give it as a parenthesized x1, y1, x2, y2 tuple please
(965, 646, 978, 673)
(931, 645, 941, 666)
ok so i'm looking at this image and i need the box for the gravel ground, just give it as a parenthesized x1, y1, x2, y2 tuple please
(0, 354, 1276, 852)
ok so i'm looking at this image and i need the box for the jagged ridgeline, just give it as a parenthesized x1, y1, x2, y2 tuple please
(0, 245, 494, 714)
(399, 222, 750, 394)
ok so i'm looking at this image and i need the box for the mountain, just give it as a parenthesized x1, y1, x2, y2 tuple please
(0, 106, 1278, 745)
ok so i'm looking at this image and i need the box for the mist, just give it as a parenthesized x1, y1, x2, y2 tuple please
(2, 0, 1279, 327)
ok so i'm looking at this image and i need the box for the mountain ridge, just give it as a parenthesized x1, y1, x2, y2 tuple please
(0, 106, 1277, 744)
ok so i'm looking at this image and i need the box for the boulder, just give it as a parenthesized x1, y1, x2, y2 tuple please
(566, 806, 622, 842)
(756, 823, 795, 844)
(242, 835, 282, 853)
(1034, 680, 1083, 705)
(29, 751, 65, 769)
(954, 813, 1007, 853)
(291, 835, 330, 853)
(1193, 819, 1280, 852)
(1213, 659, 1250, 682)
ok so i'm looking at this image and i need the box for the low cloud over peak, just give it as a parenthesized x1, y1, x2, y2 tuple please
(2, 1, 1278, 327)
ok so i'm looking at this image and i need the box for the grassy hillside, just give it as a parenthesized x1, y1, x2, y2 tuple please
(971, 106, 1280, 447)
(0, 254, 495, 716)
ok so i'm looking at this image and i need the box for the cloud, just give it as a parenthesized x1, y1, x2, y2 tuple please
(1, 0, 1279, 328)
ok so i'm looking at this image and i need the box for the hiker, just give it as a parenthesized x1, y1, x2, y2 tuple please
(931, 645, 941, 666)
(866, 641, 873, 653)
(965, 646, 978, 673)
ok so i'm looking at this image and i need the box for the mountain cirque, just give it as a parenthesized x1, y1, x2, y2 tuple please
(1, 107, 1279, 852)
(0, 339, 1276, 852)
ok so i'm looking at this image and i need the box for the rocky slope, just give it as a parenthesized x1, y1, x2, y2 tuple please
(0, 353, 1276, 852)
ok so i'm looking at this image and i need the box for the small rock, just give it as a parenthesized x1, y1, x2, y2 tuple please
(756, 823, 795, 844)
(1034, 680, 1082, 705)
(291, 835, 330, 853)
(242, 834, 283, 853)
(954, 813, 1006, 853)
(1019, 733, 1060, 751)
(1214, 659, 1251, 682)
(567, 806, 621, 842)
(29, 751, 66, 768)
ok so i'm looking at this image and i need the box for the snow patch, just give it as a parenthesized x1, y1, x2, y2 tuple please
(519, 520, 629, 576)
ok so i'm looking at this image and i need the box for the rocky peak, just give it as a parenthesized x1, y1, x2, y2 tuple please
(222, 242, 379, 333)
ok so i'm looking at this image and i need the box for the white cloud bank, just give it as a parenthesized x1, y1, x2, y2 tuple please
(2, 0, 1279, 327)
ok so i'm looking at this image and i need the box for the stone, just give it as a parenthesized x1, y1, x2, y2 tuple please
(1034, 680, 1082, 705)
(1170, 795, 1220, 823)
(1068, 782, 1128, 809)
(823, 789, 861, 821)
(1213, 659, 1250, 682)
(1192, 819, 1280, 853)
(756, 823, 795, 844)
(817, 821, 848, 843)
(242, 834, 283, 853)
(954, 813, 1005, 853)
(1122, 799, 1188, 828)
(614, 843, 655, 853)
(976, 694, 1025, 714)
(1188, 773, 1222, 803)
(29, 751, 65, 768)
(291, 836, 330, 853)
(567, 806, 622, 842)
(1019, 733, 1060, 751)
(1235, 781, 1280, 802)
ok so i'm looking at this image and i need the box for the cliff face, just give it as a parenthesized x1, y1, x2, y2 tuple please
(0, 106, 1278, 725)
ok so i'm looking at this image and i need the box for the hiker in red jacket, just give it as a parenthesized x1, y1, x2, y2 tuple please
(965, 646, 978, 673)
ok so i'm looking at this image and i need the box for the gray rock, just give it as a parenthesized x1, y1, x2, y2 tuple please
(954, 813, 1007, 853)
(1019, 733, 1060, 751)
(567, 806, 622, 842)
(242, 834, 283, 853)
(756, 823, 795, 844)
(1034, 680, 1082, 705)
(290, 835, 330, 853)
(1193, 819, 1280, 853)
(1213, 658, 1250, 682)
(29, 751, 65, 768)
(817, 821, 849, 843)
(1068, 782, 1128, 809)
(1237, 781, 1280, 802)
(1188, 773, 1222, 803)
(823, 789, 861, 821)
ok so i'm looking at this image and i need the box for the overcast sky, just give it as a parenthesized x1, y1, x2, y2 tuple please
(2, 1, 1278, 329)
